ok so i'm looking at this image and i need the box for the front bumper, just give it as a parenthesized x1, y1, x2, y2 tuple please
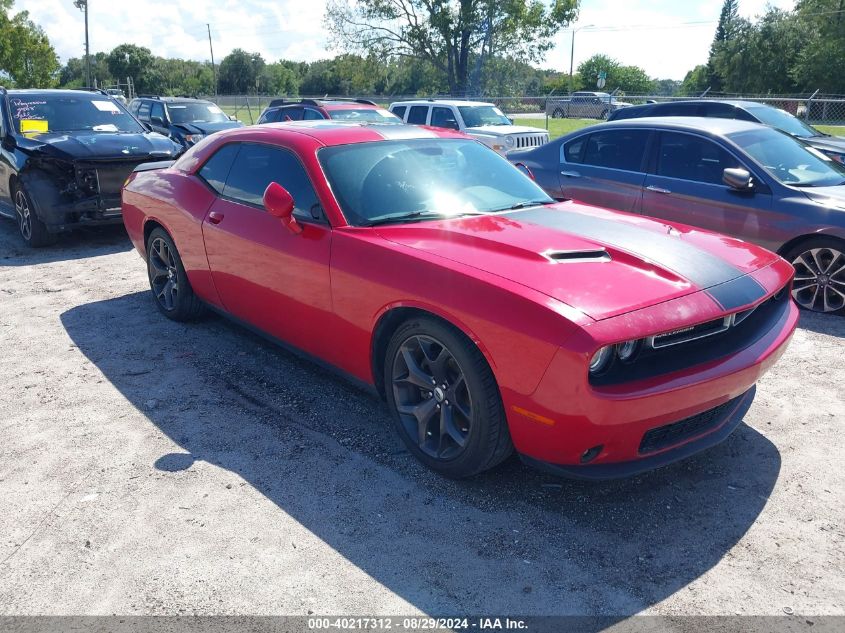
(521, 387, 754, 480)
(505, 269, 798, 477)
(43, 197, 124, 233)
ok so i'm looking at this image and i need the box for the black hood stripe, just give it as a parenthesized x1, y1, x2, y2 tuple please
(510, 207, 767, 311)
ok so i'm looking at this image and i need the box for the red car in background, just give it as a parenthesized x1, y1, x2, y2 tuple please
(122, 121, 798, 479)
(257, 98, 402, 124)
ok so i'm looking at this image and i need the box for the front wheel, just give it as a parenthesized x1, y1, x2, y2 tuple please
(384, 317, 513, 478)
(551, 108, 565, 119)
(13, 182, 57, 247)
(146, 228, 206, 321)
(785, 237, 845, 315)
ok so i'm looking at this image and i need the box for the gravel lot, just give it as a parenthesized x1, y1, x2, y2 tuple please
(0, 221, 843, 619)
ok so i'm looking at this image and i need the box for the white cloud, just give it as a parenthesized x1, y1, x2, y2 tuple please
(17, 0, 795, 82)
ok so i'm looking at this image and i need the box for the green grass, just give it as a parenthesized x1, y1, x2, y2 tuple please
(514, 117, 599, 139)
(814, 125, 845, 136)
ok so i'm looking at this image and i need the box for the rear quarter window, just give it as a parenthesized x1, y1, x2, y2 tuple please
(391, 105, 407, 120)
(198, 144, 240, 194)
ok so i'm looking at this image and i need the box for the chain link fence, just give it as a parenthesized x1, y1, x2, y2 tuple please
(208, 93, 845, 131)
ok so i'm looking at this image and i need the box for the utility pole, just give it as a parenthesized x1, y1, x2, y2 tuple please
(207, 24, 217, 97)
(73, 1, 91, 88)
(568, 24, 594, 95)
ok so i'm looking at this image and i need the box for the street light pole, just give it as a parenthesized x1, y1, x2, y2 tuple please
(568, 24, 594, 95)
(73, 0, 91, 88)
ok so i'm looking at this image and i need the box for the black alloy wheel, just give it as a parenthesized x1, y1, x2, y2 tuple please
(385, 317, 513, 478)
(146, 228, 205, 321)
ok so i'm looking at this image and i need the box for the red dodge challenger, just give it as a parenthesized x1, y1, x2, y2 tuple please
(122, 121, 798, 479)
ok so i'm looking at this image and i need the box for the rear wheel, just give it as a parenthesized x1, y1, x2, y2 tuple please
(146, 228, 206, 321)
(13, 182, 57, 247)
(784, 237, 845, 315)
(552, 108, 564, 119)
(385, 317, 513, 478)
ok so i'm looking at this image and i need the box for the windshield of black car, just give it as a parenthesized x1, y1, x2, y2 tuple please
(457, 106, 511, 127)
(318, 139, 552, 226)
(9, 95, 144, 134)
(168, 102, 229, 124)
(327, 108, 402, 122)
(747, 105, 819, 137)
(730, 127, 845, 187)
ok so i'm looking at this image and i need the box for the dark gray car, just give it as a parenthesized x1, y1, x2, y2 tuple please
(608, 99, 845, 163)
(508, 117, 845, 314)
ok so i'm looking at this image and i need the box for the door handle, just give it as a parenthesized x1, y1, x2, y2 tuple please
(560, 170, 581, 178)
(646, 185, 671, 194)
(208, 210, 224, 225)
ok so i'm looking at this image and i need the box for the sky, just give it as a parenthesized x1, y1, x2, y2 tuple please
(17, 0, 795, 82)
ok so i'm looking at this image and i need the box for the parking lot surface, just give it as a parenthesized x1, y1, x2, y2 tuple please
(0, 223, 843, 618)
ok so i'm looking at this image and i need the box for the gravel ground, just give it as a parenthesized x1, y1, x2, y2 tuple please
(0, 221, 843, 619)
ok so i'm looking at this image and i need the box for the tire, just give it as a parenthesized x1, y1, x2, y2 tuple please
(599, 109, 610, 120)
(146, 228, 206, 321)
(384, 316, 513, 478)
(12, 181, 57, 247)
(551, 108, 565, 119)
(784, 237, 845, 315)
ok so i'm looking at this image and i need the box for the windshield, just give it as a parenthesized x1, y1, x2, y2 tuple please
(9, 94, 144, 134)
(318, 139, 552, 226)
(747, 105, 820, 138)
(168, 102, 229, 124)
(730, 127, 845, 187)
(328, 108, 402, 122)
(458, 105, 511, 127)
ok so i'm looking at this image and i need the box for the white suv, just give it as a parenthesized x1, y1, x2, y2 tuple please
(389, 100, 549, 155)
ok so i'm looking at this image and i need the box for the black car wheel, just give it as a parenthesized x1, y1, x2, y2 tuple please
(552, 108, 565, 119)
(600, 109, 610, 120)
(785, 238, 845, 315)
(385, 317, 513, 478)
(146, 228, 206, 321)
(13, 183, 57, 247)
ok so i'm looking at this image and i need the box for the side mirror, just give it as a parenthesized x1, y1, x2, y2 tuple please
(723, 167, 754, 191)
(150, 116, 165, 127)
(263, 182, 302, 234)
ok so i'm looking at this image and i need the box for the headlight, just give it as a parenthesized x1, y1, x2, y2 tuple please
(505, 135, 515, 147)
(589, 346, 614, 375)
(616, 339, 642, 363)
(184, 134, 205, 144)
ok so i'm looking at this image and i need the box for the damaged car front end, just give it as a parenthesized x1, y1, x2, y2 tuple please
(0, 88, 181, 246)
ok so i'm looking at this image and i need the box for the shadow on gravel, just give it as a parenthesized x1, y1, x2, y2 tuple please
(0, 221, 131, 266)
(797, 310, 845, 338)
(61, 292, 782, 619)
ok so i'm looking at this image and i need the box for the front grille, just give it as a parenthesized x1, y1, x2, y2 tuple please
(639, 396, 740, 454)
(650, 316, 730, 348)
(515, 134, 549, 149)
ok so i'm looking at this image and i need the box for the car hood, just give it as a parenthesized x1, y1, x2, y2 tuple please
(804, 135, 845, 153)
(797, 185, 845, 210)
(172, 120, 244, 135)
(375, 202, 779, 321)
(467, 125, 547, 137)
(16, 130, 180, 161)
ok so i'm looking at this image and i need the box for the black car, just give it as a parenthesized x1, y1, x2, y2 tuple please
(0, 88, 181, 246)
(608, 99, 845, 163)
(128, 96, 243, 149)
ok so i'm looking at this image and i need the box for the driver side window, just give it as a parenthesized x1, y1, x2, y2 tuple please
(656, 132, 741, 185)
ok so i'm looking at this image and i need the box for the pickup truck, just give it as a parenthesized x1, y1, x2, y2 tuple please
(389, 99, 549, 155)
(545, 91, 632, 120)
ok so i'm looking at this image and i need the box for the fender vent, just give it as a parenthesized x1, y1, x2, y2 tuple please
(541, 248, 611, 264)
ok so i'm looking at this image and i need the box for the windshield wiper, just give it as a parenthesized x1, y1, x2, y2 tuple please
(364, 210, 487, 227)
(501, 199, 553, 211)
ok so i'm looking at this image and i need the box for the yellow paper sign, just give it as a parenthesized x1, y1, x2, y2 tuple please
(20, 119, 49, 136)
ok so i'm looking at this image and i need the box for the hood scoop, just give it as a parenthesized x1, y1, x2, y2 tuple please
(541, 248, 611, 264)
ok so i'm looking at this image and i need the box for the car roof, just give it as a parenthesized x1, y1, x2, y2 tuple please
(6, 88, 108, 97)
(638, 99, 773, 111)
(390, 99, 494, 107)
(592, 116, 766, 136)
(206, 120, 464, 146)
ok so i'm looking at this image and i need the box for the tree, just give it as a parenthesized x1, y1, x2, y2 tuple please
(218, 49, 265, 94)
(576, 54, 654, 94)
(707, 0, 740, 91)
(325, 0, 580, 95)
(0, 0, 59, 87)
(107, 44, 154, 92)
(679, 64, 708, 96)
